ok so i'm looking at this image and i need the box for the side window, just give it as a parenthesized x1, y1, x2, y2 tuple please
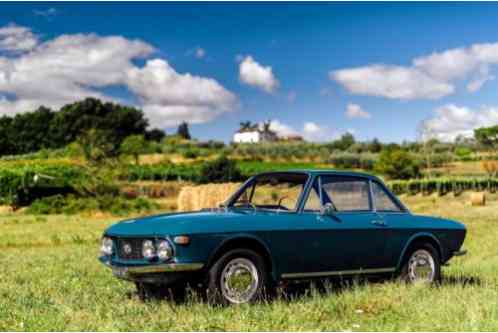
(372, 182, 402, 212)
(322, 177, 370, 211)
(303, 186, 321, 212)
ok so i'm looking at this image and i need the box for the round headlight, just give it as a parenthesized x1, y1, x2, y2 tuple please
(157, 240, 173, 260)
(142, 240, 156, 259)
(101, 237, 113, 256)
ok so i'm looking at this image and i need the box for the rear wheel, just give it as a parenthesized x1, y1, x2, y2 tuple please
(400, 243, 441, 284)
(207, 249, 270, 305)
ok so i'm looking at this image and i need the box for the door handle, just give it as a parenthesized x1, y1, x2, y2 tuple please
(371, 220, 387, 227)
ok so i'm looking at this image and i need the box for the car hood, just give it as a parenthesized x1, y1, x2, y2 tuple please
(410, 213, 466, 230)
(104, 209, 269, 237)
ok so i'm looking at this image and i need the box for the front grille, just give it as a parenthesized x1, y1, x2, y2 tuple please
(115, 238, 147, 260)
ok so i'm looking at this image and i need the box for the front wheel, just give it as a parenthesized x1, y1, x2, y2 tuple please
(400, 243, 441, 284)
(207, 249, 270, 305)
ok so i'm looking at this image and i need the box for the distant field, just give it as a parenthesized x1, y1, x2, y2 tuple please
(1, 193, 498, 330)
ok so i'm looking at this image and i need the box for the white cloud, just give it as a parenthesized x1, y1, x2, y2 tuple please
(345, 103, 371, 119)
(302, 122, 332, 141)
(331, 41, 498, 99)
(266, 120, 334, 142)
(239, 56, 279, 93)
(187, 46, 205, 59)
(267, 120, 299, 137)
(0, 23, 38, 52)
(127, 59, 237, 127)
(195, 47, 205, 59)
(332, 65, 454, 100)
(0, 24, 237, 127)
(467, 65, 495, 92)
(419, 104, 498, 141)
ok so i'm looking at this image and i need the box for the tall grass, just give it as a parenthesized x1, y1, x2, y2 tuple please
(0, 194, 496, 330)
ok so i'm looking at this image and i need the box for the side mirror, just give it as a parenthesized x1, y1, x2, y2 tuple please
(320, 202, 335, 216)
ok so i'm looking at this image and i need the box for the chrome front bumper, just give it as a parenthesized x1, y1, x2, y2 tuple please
(99, 257, 204, 280)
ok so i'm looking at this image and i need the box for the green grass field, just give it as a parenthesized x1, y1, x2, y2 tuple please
(1, 193, 498, 331)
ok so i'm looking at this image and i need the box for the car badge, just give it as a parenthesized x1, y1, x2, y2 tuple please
(123, 243, 132, 255)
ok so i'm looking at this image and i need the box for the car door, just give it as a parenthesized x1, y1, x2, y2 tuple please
(316, 175, 391, 272)
(256, 175, 391, 277)
(370, 180, 412, 268)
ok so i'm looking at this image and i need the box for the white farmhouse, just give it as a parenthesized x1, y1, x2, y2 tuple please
(233, 121, 277, 143)
(233, 130, 263, 143)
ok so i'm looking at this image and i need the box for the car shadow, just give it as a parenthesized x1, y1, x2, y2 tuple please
(125, 274, 483, 304)
(440, 274, 482, 287)
(274, 276, 375, 302)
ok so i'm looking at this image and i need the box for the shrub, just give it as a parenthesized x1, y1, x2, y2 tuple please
(327, 153, 377, 170)
(374, 149, 421, 179)
(26, 194, 160, 215)
(199, 155, 242, 183)
(120, 134, 148, 165)
(182, 149, 200, 159)
(455, 146, 472, 159)
(388, 178, 498, 195)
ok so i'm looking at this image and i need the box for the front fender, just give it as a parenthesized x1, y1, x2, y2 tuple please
(206, 233, 278, 281)
(396, 232, 443, 271)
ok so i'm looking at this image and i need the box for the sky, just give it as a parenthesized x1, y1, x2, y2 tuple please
(2, 2, 498, 143)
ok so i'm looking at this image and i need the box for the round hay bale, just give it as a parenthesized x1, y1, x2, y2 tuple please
(177, 183, 241, 211)
(0, 205, 13, 214)
(470, 192, 486, 206)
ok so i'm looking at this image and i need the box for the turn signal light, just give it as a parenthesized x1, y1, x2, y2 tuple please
(173, 235, 190, 245)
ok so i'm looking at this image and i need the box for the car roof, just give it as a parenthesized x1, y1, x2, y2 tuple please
(255, 169, 382, 181)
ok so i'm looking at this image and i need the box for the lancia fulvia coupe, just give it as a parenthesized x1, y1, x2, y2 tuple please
(99, 170, 467, 304)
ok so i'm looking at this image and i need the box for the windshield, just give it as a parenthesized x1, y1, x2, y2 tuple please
(229, 173, 308, 211)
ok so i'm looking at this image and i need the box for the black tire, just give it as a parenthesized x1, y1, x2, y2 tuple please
(400, 242, 441, 284)
(206, 248, 271, 305)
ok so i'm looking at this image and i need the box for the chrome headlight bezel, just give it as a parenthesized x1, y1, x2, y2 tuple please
(100, 237, 113, 256)
(157, 240, 173, 261)
(142, 239, 156, 259)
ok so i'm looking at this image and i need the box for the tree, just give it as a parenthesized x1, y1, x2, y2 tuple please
(145, 128, 166, 142)
(7, 106, 55, 154)
(474, 125, 498, 151)
(0, 116, 13, 156)
(77, 129, 116, 166)
(369, 138, 382, 153)
(199, 155, 242, 183)
(374, 149, 421, 180)
(177, 122, 191, 140)
(0, 98, 150, 156)
(49, 98, 148, 152)
(332, 132, 356, 151)
(121, 135, 147, 165)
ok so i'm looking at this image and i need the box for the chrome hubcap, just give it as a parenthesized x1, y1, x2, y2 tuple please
(408, 249, 435, 283)
(221, 258, 259, 304)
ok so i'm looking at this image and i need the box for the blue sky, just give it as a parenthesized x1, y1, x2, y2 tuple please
(2, 3, 498, 142)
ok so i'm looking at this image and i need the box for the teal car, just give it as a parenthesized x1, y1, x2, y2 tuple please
(99, 170, 467, 304)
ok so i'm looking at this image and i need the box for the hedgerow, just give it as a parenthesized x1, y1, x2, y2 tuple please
(388, 178, 498, 195)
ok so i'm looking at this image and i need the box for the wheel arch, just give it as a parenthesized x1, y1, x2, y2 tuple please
(396, 232, 443, 271)
(206, 234, 277, 282)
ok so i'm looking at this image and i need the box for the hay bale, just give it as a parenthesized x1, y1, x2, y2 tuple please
(177, 183, 240, 211)
(470, 192, 486, 206)
(0, 205, 13, 214)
